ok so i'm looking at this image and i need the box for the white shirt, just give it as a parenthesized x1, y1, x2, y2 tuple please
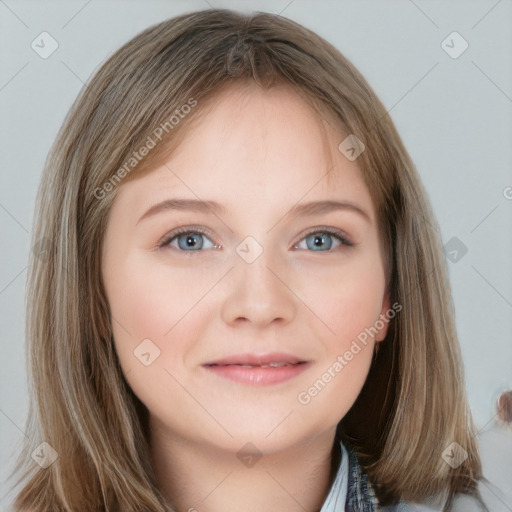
(318, 440, 488, 512)
(319, 440, 349, 512)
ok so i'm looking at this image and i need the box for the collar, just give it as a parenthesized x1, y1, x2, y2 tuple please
(319, 439, 379, 512)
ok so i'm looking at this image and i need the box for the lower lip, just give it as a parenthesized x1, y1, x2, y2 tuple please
(202, 362, 310, 386)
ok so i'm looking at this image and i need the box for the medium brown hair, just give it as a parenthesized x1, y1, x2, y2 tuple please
(9, 8, 486, 511)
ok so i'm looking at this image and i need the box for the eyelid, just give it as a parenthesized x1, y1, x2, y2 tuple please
(156, 225, 355, 251)
(293, 226, 354, 248)
(156, 225, 217, 249)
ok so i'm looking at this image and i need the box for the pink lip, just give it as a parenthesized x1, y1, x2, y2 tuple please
(202, 352, 311, 386)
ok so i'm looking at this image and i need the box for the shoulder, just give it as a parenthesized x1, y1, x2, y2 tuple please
(342, 440, 489, 512)
(376, 492, 488, 512)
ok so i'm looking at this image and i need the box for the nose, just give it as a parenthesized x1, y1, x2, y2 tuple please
(221, 245, 297, 329)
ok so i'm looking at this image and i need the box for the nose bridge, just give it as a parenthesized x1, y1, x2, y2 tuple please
(221, 235, 296, 326)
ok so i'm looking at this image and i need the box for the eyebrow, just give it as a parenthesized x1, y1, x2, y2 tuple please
(136, 198, 371, 224)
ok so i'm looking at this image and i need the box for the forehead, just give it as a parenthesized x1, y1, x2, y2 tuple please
(178, 82, 342, 176)
(114, 82, 376, 221)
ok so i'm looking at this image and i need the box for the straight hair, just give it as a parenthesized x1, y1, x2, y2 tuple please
(9, 8, 487, 511)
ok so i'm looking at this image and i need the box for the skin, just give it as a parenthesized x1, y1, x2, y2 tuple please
(101, 82, 390, 512)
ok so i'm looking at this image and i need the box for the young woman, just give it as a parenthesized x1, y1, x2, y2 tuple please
(9, 8, 489, 512)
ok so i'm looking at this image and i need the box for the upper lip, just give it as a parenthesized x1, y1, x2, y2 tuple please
(203, 352, 307, 366)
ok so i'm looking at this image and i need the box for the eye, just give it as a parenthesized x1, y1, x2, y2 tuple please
(158, 227, 219, 252)
(157, 226, 354, 253)
(294, 228, 354, 252)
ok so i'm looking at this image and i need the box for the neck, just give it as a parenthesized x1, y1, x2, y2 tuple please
(150, 421, 340, 512)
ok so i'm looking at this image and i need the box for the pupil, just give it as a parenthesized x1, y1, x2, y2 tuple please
(179, 233, 202, 250)
(309, 233, 331, 251)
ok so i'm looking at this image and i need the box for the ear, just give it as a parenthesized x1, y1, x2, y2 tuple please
(375, 289, 391, 342)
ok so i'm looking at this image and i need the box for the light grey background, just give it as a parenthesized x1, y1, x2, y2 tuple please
(1, 0, 511, 509)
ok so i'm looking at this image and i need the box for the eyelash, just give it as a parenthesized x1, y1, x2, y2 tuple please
(157, 225, 354, 253)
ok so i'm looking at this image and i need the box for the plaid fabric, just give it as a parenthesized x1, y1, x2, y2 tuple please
(319, 439, 379, 512)
(320, 439, 489, 512)
(345, 442, 379, 512)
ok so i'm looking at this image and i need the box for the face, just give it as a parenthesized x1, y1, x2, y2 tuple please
(101, 83, 390, 456)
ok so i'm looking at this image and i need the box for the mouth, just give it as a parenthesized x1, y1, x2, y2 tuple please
(202, 353, 311, 386)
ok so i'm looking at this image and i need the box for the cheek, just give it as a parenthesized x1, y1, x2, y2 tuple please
(302, 252, 386, 349)
(293, 264, 382, 425)
(107, 252, 216, 376)
(105, 254, 234, 440)
(291, 250, 385, 416)
(294, 341, 373, 432)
